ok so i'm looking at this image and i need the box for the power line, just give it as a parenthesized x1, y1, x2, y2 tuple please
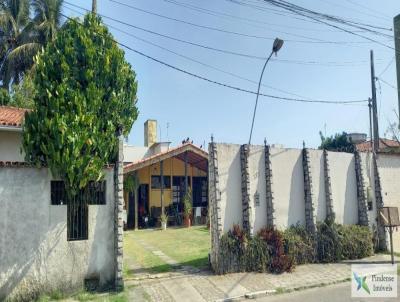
(64, 2, 388, 68)
(105, 0, 375, 45)
(316, 0, 389, 22)
(261, 0, 396, 51)
(378, 56, 395, 77)
(343, 0, 391, 19)
(229, 0, 392, 33)
(59, 11, 368, 106)
(377, 77, 398, 91)
(108, 0, 318, 42)
(162, 0, 356, 33)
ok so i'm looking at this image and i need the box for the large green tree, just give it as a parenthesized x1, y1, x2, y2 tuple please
(23, 14, 138, 196)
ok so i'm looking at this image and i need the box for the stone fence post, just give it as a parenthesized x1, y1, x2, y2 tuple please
(302, 148, 316, 235)
(114, 132, 124, 290)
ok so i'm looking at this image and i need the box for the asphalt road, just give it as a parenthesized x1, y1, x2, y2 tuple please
(253, 280, 400, 302)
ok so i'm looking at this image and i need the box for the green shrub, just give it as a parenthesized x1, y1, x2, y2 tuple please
(283, 225, 317, 265)
(316, 221, 342, 263)
(258, 227, 294, 273)
(245, 236, 269, 272)
(337, 224, 373, 259)
(316, 221, 373, 262)
(219, 224, 248, 273)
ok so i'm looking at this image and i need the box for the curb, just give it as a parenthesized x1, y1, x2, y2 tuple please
(213, 278, 351, 302)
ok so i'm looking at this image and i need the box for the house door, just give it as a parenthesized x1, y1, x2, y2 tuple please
(127, 192, 135, 229)
(138, 184, 149, 227)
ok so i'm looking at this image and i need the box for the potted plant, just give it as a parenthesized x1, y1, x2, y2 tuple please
(160, 212, 168, 230)
(183, 189, 192, 228)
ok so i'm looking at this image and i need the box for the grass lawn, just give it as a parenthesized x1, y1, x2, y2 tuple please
(36, 289, 129, 302)
(124, 226, 210, 277)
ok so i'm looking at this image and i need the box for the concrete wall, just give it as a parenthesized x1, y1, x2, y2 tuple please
(0, 167, 115, 301)
(211, 143, 374, 233)
(248, 145, 267, 233)
(270, 148, 305, 229)
(308, 149, 326, 222)
(376, 154, 400, 253)
(328, 151, 358, 225)
(216, 144, 242, 232)
(0, 131, 24, 162)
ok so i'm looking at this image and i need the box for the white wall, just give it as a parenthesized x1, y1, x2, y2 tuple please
(328, 151, 358, 225)
(216, 144, 242, 232)
(377, 154, 400, 253)
(270, 148, 305, 229)
(212, 143, 400, 255)
(0, 167, 115, 301)
(123, 145, 149, 163)
(0, 131, 25, 162)
(248, 145, 267, 233)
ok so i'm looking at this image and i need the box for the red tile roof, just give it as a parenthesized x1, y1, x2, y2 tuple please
(356, 138, 400, 152)
(124, 143, 208, 174)
(0, 106, 29, 128)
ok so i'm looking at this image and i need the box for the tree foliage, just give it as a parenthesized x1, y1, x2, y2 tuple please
(0, 71, 35, 108)
(318, 131, 354, 152)
(23, 14, 138, 196)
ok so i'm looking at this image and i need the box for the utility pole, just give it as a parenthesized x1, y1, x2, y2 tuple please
(370, 50, 379, 153)
(394, 15, 400, 126)
(368, 98, 373, 150)
(92, 0, 97, 14)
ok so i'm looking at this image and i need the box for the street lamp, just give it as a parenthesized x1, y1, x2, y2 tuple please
(248, 38, 284, 145)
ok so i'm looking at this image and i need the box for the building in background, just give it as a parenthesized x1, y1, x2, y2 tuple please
(0, 106, 27, 162)
(123, 119, 208, 229)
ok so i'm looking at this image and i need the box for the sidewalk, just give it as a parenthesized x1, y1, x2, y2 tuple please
(125, 254, 399, 302)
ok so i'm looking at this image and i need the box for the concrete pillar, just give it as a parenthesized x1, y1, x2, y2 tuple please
(354, 151, 369, 226)
(209, 139, 222, 272)
(302, 148, 316, 235)
(264, 143, 275, 228)
(160, 160, 164, 216)
(114, 133, 124, 290)
(240, 144, 253, 236)
(184, 151, 188, 195)
(323, 150, 335, 222)
(373, 153, 387, 250)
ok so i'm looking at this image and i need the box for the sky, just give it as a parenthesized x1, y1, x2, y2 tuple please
(67, 0, 400, 149)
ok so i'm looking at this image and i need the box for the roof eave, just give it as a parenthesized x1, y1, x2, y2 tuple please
(0, 125, 22, 132)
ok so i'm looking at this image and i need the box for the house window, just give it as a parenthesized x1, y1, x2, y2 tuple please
(67, 203, 88, 241)
(50, 181, 106, 205)
(151, 176, 171, 189)
(50, 180, 106, 241)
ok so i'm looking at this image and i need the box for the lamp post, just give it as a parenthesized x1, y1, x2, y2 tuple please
(248, 38, 284, 145)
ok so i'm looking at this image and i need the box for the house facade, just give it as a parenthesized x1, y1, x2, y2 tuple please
(0, 106, 27, 161)
(123, 119, 208, 229)
(0, 106, 121, 300)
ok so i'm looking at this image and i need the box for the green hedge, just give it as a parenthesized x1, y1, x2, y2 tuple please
(283, 225, 317, 265)
(216, 221, 373, 274)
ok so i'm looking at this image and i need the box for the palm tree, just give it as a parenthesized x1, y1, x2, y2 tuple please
(0, 0, 63, 89)
(0, 0, 39, 88)
(32, 0, 63, 44)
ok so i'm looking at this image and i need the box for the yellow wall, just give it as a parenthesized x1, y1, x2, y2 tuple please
(124, 157, 207, 212)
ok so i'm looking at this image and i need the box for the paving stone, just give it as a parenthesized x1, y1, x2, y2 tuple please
(163, 278, 206, 302)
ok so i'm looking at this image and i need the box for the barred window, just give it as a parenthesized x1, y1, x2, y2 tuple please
(68, 203, 88, 241)
(50, 180, 106, 241)
(50, 181, 106, 205)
